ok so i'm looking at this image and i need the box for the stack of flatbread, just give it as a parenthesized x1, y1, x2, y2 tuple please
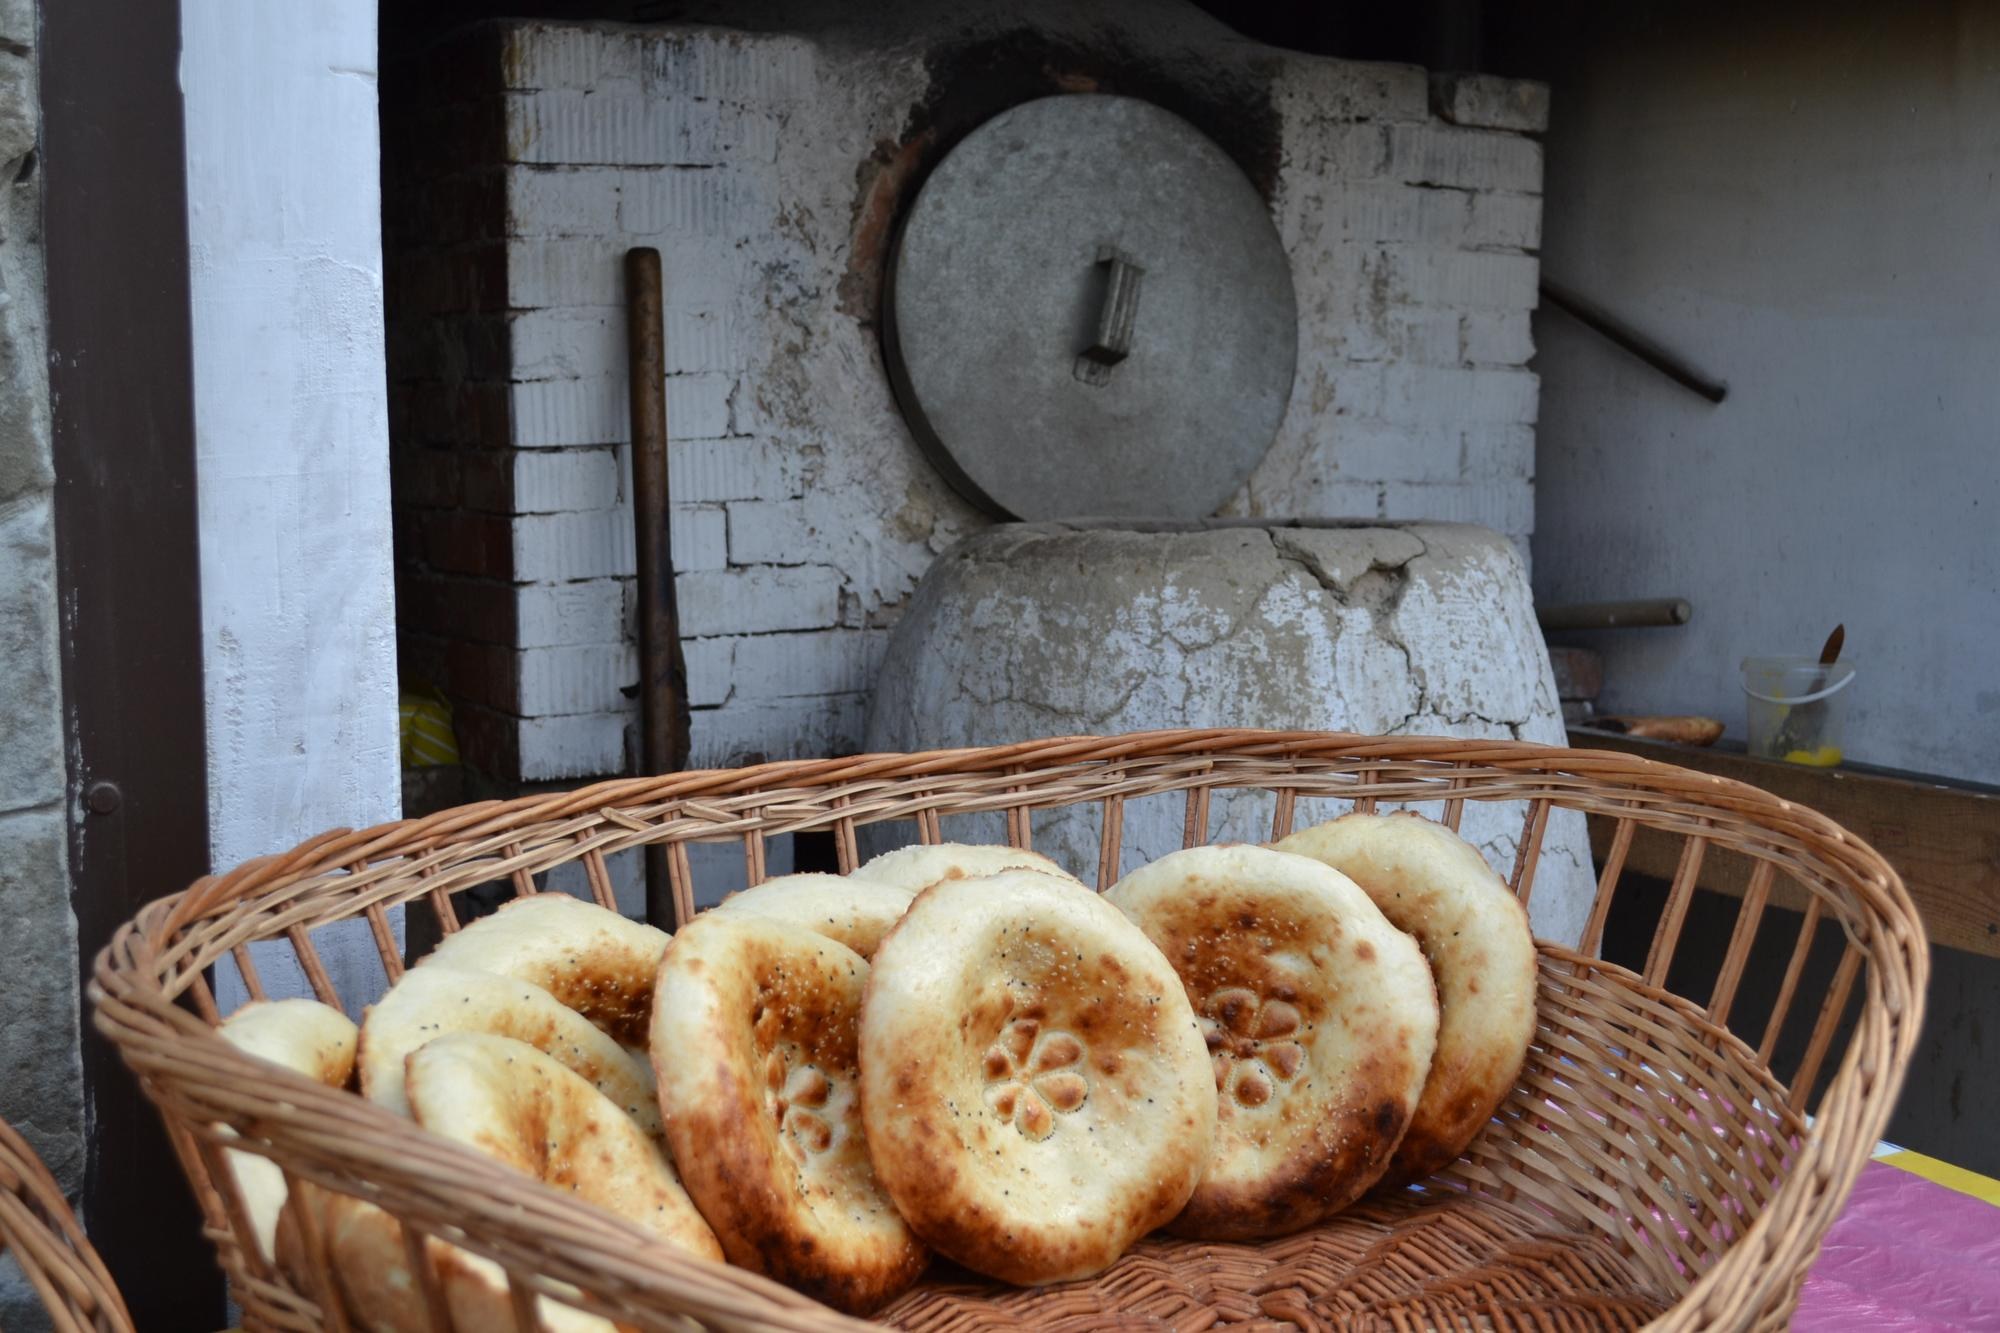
(215, 814, 1536, 1323)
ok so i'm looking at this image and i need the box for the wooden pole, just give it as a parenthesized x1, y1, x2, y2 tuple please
(625, 248, 691, 927)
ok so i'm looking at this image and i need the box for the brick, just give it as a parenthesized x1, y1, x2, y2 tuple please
(1381, 479, 1535, 536)
(503, 22, 643, 94)
(1463, 311, 1535, 366)
(510, 377, 625, 446)
(1382, 247, 1539, 311)
(1385, 309, 1463, 366)
(520, 642, 638, 716)
(687, 693, 867, 769)
(505, 165, 621, 237)
(1461, 424, 1537, 480)
(724, 497, 819, 566)
(506, 237, 741, 311)
(1324, 183, 1469, 246)
(518, 579, 624, 649)
(519, 710, 630, 781)
(390, 448, 460, 509)
(1297, 479, 1385, 521)
(511, 307, 621, 381)
(676, 565, 842, 637)
(638, 32, 815, 105)
(1431, 73, 1551, 134)
(724, 628, 887, 700)
(669, 438, 803, 503)
(618, 168, 737, 237)
(399, 573, 516, 646)
(1387, 125, 1542, 193)
(507, 239, 626, 309)
(662, 308, 742, 375)
(504, 90, 721, 166)
(1380, 367, 1539, 426)
(681, 637, 732, 707)
(1467, 192, 1542, 251)
(513, 447, 621, 513)
(1277, 56, 1429, 123)
(420, 510, 513, 578)
(513, 505, 724, 582)
(1319, 422, 1465, 483)
(667, 372, 736, 440)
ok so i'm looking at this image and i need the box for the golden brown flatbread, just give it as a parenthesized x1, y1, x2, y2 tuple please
(860, 869, 1216, 1285)
(1108, 844, 1438, 1238)
(357, 965, 658, 1135)
(1276, 812, 1537, 1185)
(850, 841, 1080, 894)
(417, 892, 669, 1047)
(652, 914, 926, 1314)
(705, 872, 916, 957)
(326, 1034, 721, 1333)
(216, 999, 358, 1264)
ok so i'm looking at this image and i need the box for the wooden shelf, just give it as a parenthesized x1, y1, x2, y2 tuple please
(1568, 728, 2000, 959)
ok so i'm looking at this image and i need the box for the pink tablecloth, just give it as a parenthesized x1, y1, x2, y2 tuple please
(1793, 1155, 2000, 1330)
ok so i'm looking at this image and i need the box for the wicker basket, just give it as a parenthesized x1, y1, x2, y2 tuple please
(0, 1117, 135, 1333)
(90, 730, 1927, 1331)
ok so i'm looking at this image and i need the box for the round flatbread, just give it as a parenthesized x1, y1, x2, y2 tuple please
(408, 1033, 723, 1264)
(1275, 812, 1538, 1185)
(358, 965, 658, 1135)
(418, 892, 670, 1047)
(217, 999, 358, 1263)
(328, 1035, 722, 1333)
(652, 914, 927, 1314)
(861, 869, 1216, 1285)
(1107, 845, 1438, 1238)
(850, 841, 1080, 895)
(323, 1195, 616, 1333)
(705, 873, 916, 957)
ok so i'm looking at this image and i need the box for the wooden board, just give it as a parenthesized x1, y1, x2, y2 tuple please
(1569, 729, 2000, 959)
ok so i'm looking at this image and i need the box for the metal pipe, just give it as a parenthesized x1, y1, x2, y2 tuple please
(1538, 598, 1693, 631)
(625, 247, 691, 927)
(1540, 278, 1728, 404)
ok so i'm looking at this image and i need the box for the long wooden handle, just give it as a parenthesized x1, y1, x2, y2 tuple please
(626, 247, 691, 928)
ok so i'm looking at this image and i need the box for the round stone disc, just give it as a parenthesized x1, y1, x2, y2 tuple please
(885, 95, 1297, 521)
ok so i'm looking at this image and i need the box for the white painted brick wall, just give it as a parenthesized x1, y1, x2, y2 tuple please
(481, 20, 1547, 781)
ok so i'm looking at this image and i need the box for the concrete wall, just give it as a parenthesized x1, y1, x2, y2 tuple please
(182, 0, 401, 1009)
(1515, 0, 2000, 783)
(385, 8, 1550, 784)
(0, 6, 82, 1325)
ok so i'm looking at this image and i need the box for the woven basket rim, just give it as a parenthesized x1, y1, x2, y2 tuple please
(86, 729, 1929, 1332)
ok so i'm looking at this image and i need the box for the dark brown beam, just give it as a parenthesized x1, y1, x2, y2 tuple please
(44, 0, 222, 1323)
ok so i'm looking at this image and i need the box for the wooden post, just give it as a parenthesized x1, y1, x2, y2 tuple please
(625, 248, 691, 927)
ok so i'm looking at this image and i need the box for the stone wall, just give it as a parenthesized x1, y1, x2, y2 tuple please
(383, 7, 1547, 785)
(0, 4, 82, 1326)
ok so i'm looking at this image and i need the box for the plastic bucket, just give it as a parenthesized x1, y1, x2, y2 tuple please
(1741, 656, 1855, 765)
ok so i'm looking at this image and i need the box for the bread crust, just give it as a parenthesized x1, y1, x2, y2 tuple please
(860, 869, 1216, 1285)
(359, 965, 659, 1135)
(217, 999, 358, 1264)
(419, 893, 670, 1048)
(1108, 845, 1438, 1239)
(706, 873, 916, 957)
(850, 841, 1080, 895)
(1276, 812, 1538, 1185)
(652, 914, 926, 1314)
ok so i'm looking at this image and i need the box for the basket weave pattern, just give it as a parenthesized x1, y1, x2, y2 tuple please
(0, 1117, 135, 1333)
(89, 731, 1926, 1331)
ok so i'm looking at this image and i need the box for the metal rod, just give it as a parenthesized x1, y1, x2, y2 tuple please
(625, 247, 691, 927)
(1538, 598, 1692, 631)
(1540, 278, 1728, 404)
